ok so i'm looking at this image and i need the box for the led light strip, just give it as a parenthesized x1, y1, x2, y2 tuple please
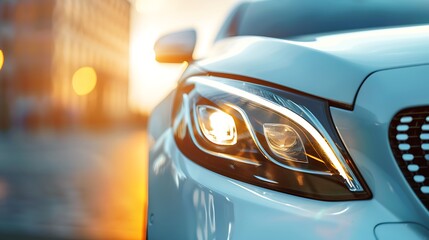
(189, 76, 363, 192)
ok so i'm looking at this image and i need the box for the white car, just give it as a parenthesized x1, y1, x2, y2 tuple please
(148, 0, 429, 239)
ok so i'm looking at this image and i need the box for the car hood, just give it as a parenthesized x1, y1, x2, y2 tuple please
(196, 25, 429, 106)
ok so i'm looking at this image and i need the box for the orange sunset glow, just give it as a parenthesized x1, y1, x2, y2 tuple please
(130, 0, 240, 114)
(2, 1, 429, 239)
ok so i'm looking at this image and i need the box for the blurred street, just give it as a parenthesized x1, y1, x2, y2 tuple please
(0, 0, 235, 238)
(0, 128, 147, 240)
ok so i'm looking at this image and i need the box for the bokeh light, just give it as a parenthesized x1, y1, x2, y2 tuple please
(0, 49, 4, 71)
(72, 67, 97, 96)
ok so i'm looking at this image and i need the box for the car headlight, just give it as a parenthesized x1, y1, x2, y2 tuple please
(172, 76, 370, 200)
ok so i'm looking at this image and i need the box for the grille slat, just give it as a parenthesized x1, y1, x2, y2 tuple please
(389, 107, 429, 211)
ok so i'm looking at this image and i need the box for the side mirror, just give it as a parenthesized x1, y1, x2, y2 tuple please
(154, 29, 196, 63)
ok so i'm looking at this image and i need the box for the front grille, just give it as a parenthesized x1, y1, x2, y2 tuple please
(389, 107, 429, 211)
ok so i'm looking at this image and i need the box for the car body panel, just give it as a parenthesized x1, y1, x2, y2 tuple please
(197, 25, 429, 106)
(148, 130, 378, 240)
(147, 132, 428, 240)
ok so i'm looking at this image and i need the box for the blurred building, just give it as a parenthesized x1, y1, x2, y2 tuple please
(0, 0, 130, 130)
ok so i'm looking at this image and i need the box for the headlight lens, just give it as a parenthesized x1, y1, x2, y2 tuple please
(263, 123, 307, 163)
(172, 76, 370, 200)
(196, 105, 237, 145)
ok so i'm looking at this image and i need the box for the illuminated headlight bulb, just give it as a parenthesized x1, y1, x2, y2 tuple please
(263, 123, 308, 163)
(197, 105, 237, 145)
